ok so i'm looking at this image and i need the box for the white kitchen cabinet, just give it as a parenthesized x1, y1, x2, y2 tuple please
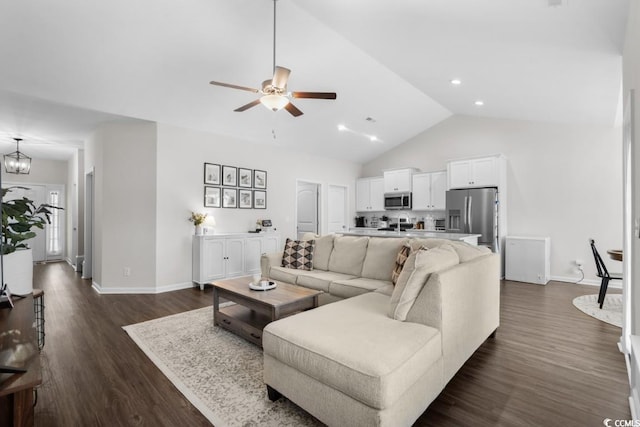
(192, 234, 280, 289)
(356, 177, 384, 211)
(447, 155, 503, 189)
(412, 171, 447, 210)
(384, 168, 417, 193)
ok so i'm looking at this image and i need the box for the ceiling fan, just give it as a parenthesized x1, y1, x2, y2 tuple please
(209, 0, 337, 117)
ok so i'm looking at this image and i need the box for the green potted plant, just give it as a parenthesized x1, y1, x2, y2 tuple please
(1, 186, 61, 295)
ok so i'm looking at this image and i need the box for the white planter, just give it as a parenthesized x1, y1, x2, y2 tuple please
(0, 249, 33, 296)
(195, 225, 203, 235)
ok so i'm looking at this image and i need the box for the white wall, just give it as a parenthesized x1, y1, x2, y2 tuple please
(85, 120, 157, 292)
(155, 123, 362, 289)
(362, 115, 622, 284)
(3, 157, 67, 185)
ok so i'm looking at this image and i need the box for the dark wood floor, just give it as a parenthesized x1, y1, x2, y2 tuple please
(31, 262, 630, 426)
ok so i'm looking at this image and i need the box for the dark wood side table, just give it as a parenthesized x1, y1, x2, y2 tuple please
(607, 249, 623, 262)
(0, 294, 42, 427)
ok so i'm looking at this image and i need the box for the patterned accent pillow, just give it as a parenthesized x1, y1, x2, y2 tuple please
(391, 244, 413, 285)
(281, 238, 315, 270)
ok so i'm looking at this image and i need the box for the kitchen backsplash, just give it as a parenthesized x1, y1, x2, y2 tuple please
(355, 210, 445, 228)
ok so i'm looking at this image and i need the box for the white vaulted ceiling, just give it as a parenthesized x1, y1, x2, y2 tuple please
(0, 0, 629, 163)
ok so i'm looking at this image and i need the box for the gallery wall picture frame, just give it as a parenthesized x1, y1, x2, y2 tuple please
(204, 186, 221, 208)
(254, 170, 267, 189)
(222, 188, 238, 208)
(222, 165, 237, 187)
(204, 163, 221, 185)
(238, 189, 252, 209)
(238, 168, 253, 188)
(253, 190, 266, 209)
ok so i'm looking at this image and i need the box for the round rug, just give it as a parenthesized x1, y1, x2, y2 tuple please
(572, 294, 622, 328)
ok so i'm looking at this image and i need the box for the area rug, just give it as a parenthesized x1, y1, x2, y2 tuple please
(572, 294, 622, 328)
(123, 307, 321, 427)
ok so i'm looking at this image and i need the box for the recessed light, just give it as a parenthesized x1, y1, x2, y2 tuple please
(450, 79, 462, 86)
(474, 100, 484, 106)
(370, 136, 378, 142)
(337, 124, 347, 131)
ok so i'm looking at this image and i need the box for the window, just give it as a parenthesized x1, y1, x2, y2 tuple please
(47, 190, 62, 257)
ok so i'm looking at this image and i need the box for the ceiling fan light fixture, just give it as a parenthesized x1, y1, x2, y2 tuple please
(260, 94, 289, 111)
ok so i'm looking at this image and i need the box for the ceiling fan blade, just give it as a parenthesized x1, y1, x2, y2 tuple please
(234, 99, 261, 112)
(291, 91, 337, 100)
(272, 66, 291, 89)
(284, 102, 304, 117)
(210, 81, 259, 93)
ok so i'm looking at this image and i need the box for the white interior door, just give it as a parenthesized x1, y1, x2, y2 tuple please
(328, 184, 347, 234)
(296, 182, 319, 240)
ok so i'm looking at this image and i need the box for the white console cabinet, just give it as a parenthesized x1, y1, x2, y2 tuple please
(192, 233, 281, 289)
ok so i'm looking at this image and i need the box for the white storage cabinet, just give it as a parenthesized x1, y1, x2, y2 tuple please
(356, 177, 384, 211)
(505, 236, 550, 285)
(193, 234, 281, 289)
(412, 171, 447, 210)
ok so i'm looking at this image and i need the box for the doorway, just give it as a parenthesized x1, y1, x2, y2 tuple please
(296, 181, 320, 240)
(2, 182, 65, 262)
(328, 184, 348, 233)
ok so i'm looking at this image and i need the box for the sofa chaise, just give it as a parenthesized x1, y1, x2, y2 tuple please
(260, 233, 500, 426)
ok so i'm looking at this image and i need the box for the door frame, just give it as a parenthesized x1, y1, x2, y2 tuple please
(295, 179, 322, 238)
(82, 169, 94, 279)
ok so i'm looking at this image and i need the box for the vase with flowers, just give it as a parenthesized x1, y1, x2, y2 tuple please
(189, 212, 207, 235)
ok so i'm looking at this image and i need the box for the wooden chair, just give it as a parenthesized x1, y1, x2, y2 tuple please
(589, 239, 622, 309)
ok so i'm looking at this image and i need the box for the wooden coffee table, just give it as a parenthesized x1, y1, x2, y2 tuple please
(212, 276, 322, 347)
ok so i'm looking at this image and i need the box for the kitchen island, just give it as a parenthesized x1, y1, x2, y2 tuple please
(343, 228, 481, 245)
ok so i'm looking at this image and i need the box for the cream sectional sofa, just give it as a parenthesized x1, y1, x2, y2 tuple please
(260, 233, 500, 427)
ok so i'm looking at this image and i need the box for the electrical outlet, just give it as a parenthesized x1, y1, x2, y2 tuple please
(123, 267, 131, 277)
(575, 259, 584, 268)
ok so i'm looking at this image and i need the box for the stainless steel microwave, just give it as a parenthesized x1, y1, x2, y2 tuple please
(384, 192, 412, 210)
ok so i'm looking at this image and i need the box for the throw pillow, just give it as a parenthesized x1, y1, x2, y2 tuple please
(281, 238, 315, 270)
(388, 244, 460, 321)
(391, 244, 413, 285)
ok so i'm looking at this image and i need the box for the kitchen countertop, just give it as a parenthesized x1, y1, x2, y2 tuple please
(344, 228, 481, 241)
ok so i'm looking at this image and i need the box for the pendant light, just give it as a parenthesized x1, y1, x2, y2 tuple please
(4, 138, 31, 174)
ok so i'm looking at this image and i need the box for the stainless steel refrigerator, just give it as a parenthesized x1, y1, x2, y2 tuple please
(445, 187, 499, 252)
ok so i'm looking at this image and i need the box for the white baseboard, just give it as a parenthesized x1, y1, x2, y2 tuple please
(550, 275, 622, 289)
(156, 282, 195, 293)
(630, 389, 638, 420)
(65, 257, 75, 267)
(91, 281, 195, 294)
